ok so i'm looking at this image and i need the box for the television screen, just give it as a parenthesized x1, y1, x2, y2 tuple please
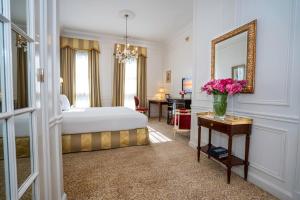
(182, 77, 192, 93)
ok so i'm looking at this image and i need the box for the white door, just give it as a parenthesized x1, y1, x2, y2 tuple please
(0, 0, 40, 199)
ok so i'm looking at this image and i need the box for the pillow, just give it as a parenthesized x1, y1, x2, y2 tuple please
(60, 95, 71, 111)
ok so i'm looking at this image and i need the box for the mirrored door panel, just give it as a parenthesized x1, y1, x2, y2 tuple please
(0, 120, 7, 200)
(0, 0, 38, 199)
(0, 22, 5, 113)
(14, 113, 32, 188)
(0, 0, 2, 14)
(11, 31, 29, 110)
(20, 184, 33, 200)
(11, 0, 28, 33)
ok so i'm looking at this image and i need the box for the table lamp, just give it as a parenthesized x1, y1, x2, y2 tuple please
(158, 87, 165, 100)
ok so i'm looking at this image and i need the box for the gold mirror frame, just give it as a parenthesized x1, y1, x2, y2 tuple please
(211, 20, 257, 93)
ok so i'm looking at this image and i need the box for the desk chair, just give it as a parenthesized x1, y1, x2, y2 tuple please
(134, 96, 148, 114)
(173, 109, 191, 138)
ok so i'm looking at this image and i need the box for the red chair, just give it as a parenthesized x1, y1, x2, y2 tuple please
(134, 96, 148, 114)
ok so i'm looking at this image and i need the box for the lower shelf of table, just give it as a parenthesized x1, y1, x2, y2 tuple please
(200, 145, 245, 166)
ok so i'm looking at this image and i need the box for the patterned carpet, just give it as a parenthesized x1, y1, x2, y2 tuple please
(63, 119, 276, 200)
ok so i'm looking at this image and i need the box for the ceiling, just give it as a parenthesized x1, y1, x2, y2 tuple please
(60, 0, 193, 42)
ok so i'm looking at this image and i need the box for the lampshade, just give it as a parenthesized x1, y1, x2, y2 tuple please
(60, 77, 63, 83)
(159, 88, 165, 93)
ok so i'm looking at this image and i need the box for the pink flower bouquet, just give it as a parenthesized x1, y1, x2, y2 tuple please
(179, 90, 187, 95)
(201, 78, 247, 118)
(201, 78, 247, 95)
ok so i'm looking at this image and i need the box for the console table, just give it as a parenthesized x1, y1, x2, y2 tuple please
(197, 112, 253, 184)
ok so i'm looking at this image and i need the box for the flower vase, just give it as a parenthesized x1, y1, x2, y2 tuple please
(181, 94, 184, 99)
(213, 94, 228, 119)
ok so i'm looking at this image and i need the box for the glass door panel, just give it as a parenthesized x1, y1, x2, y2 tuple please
(11, 31, 29, 110)
(0, 120, 7, 200)
(0, 0, 2, 14)
(14, 113, 32, 188)
(20, 184, 33, 200)
(0, 22, 5, 113)
(11, 0, 28, 33)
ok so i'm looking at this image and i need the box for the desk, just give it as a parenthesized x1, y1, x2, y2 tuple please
(166, 98, 191, 124)
(197, 112, 252, 184)
(148, 99, 168, 121)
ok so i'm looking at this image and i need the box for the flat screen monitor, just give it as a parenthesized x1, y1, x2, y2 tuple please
(182, 77, 192, 93)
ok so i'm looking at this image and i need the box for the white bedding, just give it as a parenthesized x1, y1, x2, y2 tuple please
(62, 107, 148, 134)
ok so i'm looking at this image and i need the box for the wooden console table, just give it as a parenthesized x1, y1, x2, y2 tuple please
(148, 99, 168, 121)
(197, 112, 253, 184)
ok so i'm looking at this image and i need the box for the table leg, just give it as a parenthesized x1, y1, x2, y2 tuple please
(208, 129, 212, 159)
(227, 166, 232, 184)
(159, 103, 162, 121)
(197, 125, 201, 162)
(244, 133, 250, 180)
(227, 134, 233, 184)
(148, 102, 151, 118)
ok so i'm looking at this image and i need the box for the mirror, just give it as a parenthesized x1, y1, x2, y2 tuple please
(11, 0, 28, 33)
(0, 120, 6, 200)
(0, 22, 4, 112)
(211, 20, 256, 93)
(15, 112, 32, 188)
(12, 30, 29, 109)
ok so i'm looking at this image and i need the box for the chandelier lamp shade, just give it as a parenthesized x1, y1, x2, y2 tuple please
(115, 13, 138, 63)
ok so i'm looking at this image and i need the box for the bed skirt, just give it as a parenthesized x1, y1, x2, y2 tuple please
(62, 127, 149, 154)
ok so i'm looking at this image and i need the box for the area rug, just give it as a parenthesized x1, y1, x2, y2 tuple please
(63, 120, 276, 200)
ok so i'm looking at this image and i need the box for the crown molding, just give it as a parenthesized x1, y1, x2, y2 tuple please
(60, 27, 164, 49)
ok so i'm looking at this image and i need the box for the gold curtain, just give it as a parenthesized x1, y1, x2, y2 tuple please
(60, 37, 101, 106)
(16, 47, 28, 108)
(88, 49, 102, 107)
(60, 36, 100, 52)
(112, 58, 125, 106)
(60, 47, 76, 105)
(137, 55, 147, 107)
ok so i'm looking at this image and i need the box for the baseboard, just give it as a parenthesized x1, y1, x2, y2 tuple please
(188, 141, 197, 149)
(62, 192, 67, 200)
(294, 191, 300, 200)
(233, 167, 293, 200)
(189, 140, 294, 200)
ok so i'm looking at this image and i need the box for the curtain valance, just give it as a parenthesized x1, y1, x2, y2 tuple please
(61, 36, 100, 52)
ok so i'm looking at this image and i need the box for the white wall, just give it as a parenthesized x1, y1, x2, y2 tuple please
(61, 29, 164, 107)
(163, 23, 193, 98)
(191, 0, 300, 200)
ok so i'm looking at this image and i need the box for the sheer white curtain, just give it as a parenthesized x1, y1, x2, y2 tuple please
(75, 50, 90, 108)
(124, 59, 137, 109)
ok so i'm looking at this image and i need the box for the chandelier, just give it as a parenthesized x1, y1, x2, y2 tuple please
(16, 33, 28, 51)
(115, 13, 138, 63)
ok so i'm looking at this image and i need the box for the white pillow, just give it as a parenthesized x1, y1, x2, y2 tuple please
(60, 95, 71, 111)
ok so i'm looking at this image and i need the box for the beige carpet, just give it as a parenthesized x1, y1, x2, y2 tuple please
(63, 119, 276, 200)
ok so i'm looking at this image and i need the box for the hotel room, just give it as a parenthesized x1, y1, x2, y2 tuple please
(0, 0, 299, 200)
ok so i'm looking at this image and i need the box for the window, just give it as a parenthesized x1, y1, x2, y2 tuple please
(75, 50, 90, 108)
(124, 60, 137, 110)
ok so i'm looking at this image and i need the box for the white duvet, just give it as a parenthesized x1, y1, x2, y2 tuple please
(62, 107, 148, 134)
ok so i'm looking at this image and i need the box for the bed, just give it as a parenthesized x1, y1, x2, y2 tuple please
(61, 106, 149, 153)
